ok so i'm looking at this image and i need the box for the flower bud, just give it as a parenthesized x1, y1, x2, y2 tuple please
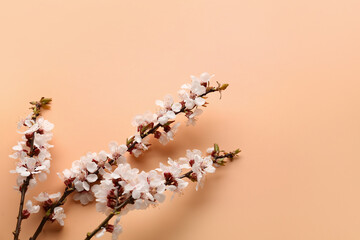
(106, 224, 114, 233)
(22, 209, 30, 219)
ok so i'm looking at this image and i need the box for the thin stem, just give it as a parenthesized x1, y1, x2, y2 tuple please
(29, 187, 74, 240)
(13, 176, 31, 240)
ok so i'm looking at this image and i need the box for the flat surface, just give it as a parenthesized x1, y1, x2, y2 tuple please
(1, 1, 360, 239)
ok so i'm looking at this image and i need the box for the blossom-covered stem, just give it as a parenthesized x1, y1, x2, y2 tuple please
(13, 177, 31, 240)
(29, 187, 74, 240)
(179, 150, 239, 179)
(12, 97, 52, 240)
(84, 148, 239, 240)
(126, 87, 219, 153)
(84, 197, 134, 240)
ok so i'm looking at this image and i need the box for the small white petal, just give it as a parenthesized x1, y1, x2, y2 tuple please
(171, 102, 182, 113)
(86, 162, 98, 173)
(49, 192, 61, 200)
(155, 100, 164, 108)
(158, 116, 168, 125)
(83, 181, 90, 191)
(132, 190, 141, 199)
(165, 111, 176, 119)
(86, 174, 98, 183)
(96, 228, 106, 238)
(194, 97, 205, 106)
(74, 181, 85, 192)
(17, 167, 30, 177)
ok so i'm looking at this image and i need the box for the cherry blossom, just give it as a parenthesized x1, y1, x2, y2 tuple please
(34, 192, 61, 202)
(10, 116, 54, 190)
(128, 72, 220, 158)
(52, 207, 66, 226)
(95, 216, 122, 240)
(58, 142, 128, 205)
(22, 200, 40, 219)
(179, 149, 216, 190)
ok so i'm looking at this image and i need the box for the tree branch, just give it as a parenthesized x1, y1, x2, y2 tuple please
(29, 187, 74, 240)
(84, 149, 239, 240)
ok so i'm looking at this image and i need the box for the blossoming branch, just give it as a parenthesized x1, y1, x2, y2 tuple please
(10, 73, 238, 240)
(10, 97, 53, 240)
(86, 145, 240, 240)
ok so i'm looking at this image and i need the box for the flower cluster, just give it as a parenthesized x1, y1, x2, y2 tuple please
(90, 147, 223, 239)
(10, 115, 54, 190)
(58, 73, 226, 206)
(58, 142, 127, 205)
(129, 72, 218, 157)
(178, 149, 216, 190)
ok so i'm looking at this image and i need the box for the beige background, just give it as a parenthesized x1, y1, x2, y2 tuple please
(1, 1, 360, 239)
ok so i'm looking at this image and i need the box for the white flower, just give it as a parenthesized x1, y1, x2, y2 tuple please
(132, 149, 142, 158)
(37, 117, 55, 132)
(12, 157, 50, 178)
(131, 135, 149, 158)
(158, 122, 180, 145)
(171, 102, 182, 113)
(190, 79, 206, 96)
(74, 179, 90, 192)
(187, 108, 203, 126)
(180, 149, 216, 190)
(155, 94, 174, 109)
(34, 192, 61, 202)
(157, 159, 188, 193)
(206, 147, 215, 154)
(112, 216, 123, 240)
(25, 200, 40, 214)
(190, 72, 214, 84)
(86, 174, 98, 183)
(86, 161, 98, 173)
(186, 73, 213, 96)
(147, 170, 166, 202)
(52, 207, 66, 226)
(92, 179, 115, 213)
(73, 191, 94, 205)
(60, 150, 112, 206)
(194, 97, 205, 106)
(131, 111, 157, 128)
(109, 141, 127, 164)
(157, 110, 176, 125)
(95, 217, 122, 239)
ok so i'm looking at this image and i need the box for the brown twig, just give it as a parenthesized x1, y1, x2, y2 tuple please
(13, 176, 31, 240)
